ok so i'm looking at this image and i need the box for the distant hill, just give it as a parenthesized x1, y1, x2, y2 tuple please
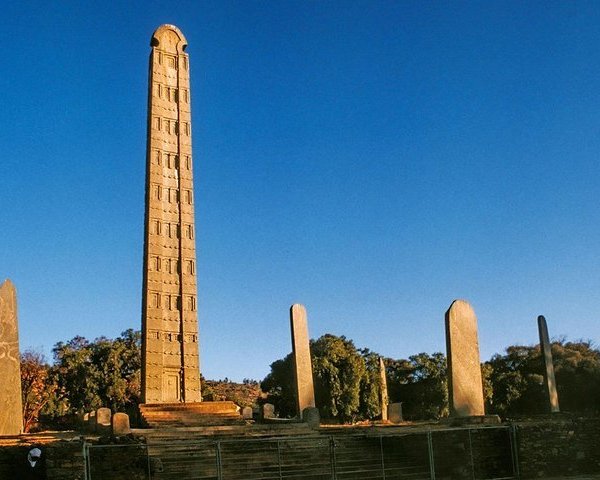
(202, 379, 265, 408)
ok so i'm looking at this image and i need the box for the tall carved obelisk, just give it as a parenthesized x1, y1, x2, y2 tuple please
(142, 25, 201, 403)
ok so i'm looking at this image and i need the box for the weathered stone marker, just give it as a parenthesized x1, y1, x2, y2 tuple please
(96, 408, 112, 434)
(290, 304, 316, 417)
(445, 299, 485, 417)
(302, 407, 320, 428)
(379, 357, 389, 421)
(242, 406, 253, 419)
(388, 403, 403, 423)
(112, 413, 131, 435)
(538, 315, 560, 413)
(0, 279, 23, 435)
(262, 403, 275, 419)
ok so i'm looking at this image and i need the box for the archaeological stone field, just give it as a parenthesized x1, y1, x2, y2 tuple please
(1, 24, 599, 480)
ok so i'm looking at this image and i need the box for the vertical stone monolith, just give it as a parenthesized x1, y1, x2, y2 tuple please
(141, 24, 201, 404)
(445, 299, 485, 417)
(0, 279, 23, 435)
(379, 357, 389, 421)
(290, 304, 316, 418)
(538, 315, 560, 413)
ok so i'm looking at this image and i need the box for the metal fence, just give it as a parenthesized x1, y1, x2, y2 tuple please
(84, 426, 519, 480)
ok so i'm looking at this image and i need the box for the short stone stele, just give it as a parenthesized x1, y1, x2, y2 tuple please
(96, 407, 112, 434)
(445, 299, 485, 417)
(242, 406, 253, 419)
(112, 413, 131, 436)
(262, 403, 275, 419)
(388, 403, 403, 424)
(0, 279, 24, 435)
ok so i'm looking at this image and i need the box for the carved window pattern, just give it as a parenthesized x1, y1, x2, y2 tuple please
(166, 55, 177, 69)
(151, 293, 160, 308)
(154, 256, 161, 271)
(187, 260, 195, 275)
(155, 185, 161, 200)
(188, 296, 196, 311)
(185, 156, 191, 170)
(154, 220, 161, 235)
(153, 117, 161, 130)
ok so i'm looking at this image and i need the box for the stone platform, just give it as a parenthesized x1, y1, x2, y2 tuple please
(139, 401, 243, 428)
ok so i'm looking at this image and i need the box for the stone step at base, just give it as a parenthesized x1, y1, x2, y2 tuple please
(139, 401, 244, 428)
(135, 422, 314, 442)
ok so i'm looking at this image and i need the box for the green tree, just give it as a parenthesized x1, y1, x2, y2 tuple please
(20, 351, 61, 432)
(311, 335, 366, 422)
(485, 340, 600, 416)
(52, 330, 141, 415)
(387, 352, 448, 420)
(358, 349, 383, 420)
(260, 354, 296, 417)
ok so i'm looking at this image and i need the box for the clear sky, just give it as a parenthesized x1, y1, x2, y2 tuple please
(2, 1, 599, 381)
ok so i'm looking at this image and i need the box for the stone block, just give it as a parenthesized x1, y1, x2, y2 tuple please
(112, 413, 131, 436)
(388, 403, 403, 423)
(96, 408, 111, 434)
(445, 299, 485, 417)
(302, 407, 320, 428)
(262, 403, 275, 419)
(0, 279, 23, 435)
(242, 406, 253, 419)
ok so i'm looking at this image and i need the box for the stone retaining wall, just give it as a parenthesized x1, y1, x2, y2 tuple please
(513, 417, 600, 478)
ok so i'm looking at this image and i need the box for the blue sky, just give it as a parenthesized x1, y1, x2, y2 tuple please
(1, 1, 599, 381)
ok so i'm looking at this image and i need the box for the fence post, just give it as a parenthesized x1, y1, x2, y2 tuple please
(83, 443, 90, 480)
(329, 436, 337, 480)
(146, 444, 152, 480)
(379, 435, 387, 480)
(216, 441, 223, 480)
(510, 425, 521, 479)
(468, 429, 475, 480)
(427, 431, 436, 480)
(277, 440, 283, 480)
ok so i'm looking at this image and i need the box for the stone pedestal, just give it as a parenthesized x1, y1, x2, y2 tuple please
(445, 300, 485, 417)
(0, 279, 23, 435)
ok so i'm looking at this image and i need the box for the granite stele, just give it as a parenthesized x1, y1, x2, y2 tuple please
(445, 299, 485, 417)
(0, 279, 24, 435)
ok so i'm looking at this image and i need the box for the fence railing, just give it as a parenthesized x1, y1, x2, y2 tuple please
(84, 425, 519, 480)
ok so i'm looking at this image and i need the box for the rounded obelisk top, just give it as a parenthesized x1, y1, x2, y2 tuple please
(151, 24, 188, 53)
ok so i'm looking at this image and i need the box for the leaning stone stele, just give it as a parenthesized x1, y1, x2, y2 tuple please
(141, 24, 201, 404)
(445, 299, 485, 417)
(538, 315, 560, 413)
(290, 304, 316, 417)
(0, 279, 24, 435)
